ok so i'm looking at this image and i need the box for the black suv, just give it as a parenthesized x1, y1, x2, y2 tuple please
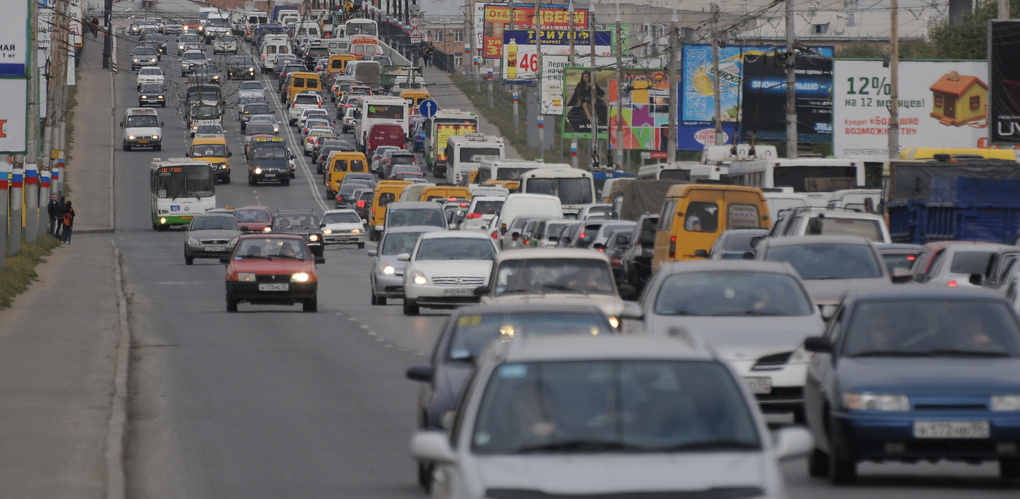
(226, 56, 255, 80)
(620, 213, 659, 298)
(271, 210, 324, 257)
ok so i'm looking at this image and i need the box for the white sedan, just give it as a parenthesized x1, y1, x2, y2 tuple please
(320, 209, 366, 248)
(399, 231, 497, 315)
(136, 67, 165, 89)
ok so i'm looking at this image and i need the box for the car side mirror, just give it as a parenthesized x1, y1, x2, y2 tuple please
(742, 251, 755, 260)
(750, 236, 763, 248)
(618, 284, 638, 301)
(803, 336, 833, 353)
(473, 285, 490, 296)
(969, 273, 985, 286)
(405, 365, 434, 382)
(315, 255, 326, 264)
(773, 426, 813, 461)
(397, 252, 410, 261)
(694, 249, 709, 258)
(184, 152, 190, 157)
(238, 225, 249, 232)
(228, 152, 233, 157)
(620, 301, 643, 320)
(119, 121, 124, 128)
(366, 248, 377, 257)
(820, 305, 838, 321)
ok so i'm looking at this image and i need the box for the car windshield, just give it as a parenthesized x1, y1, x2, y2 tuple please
(493, 258, 615, 296)
(191, 144, 227, 157)
(843, 299, 1020, 357)
(139, 84, 163, 93)
(764, 243, 883, 279)
(381, 231, 425, 255)
(949, 251, 996, 275)
(415, 238, 494, 261)
(196, 125, 222, 134)
(183, 53, 205, 62)
(447, 312, 612, 362)
(230, 57, 249, 66)
(126, 115, 160, 127)
(190, 216, 237, 231)
(246, 123, 276, 136)
(653, 271, 815, 317)
(321, 211, 361, 224)
(253, 145, 287, 159)
(139, 68, 161, 76)
(387, 208, 445, 228)
(134, 47, 156, 55)
(471, 359, 761, 454)
(234, 209, 270, 223)
(245, 104, 271, 115)
(275, 214, 318, 229)
(234, 238, 311, 260)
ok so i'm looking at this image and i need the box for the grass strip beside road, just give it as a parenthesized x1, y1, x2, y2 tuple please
(0, 235, 62, 309)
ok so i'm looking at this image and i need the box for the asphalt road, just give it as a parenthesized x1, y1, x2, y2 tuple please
(109, 36, 1020, 498)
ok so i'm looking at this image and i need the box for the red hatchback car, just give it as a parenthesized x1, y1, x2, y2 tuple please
(232, 205, 274, 233)
(224, 234, 324, 312)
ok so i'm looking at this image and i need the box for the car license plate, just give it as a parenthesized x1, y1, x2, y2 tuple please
(258, 283, 289, 292)
(205, 246, 225, 252)
(743, 376, 773, 394)
(180, 216, 193, 220)
(913, 421, 990, 439)
(138, 140, 149, 144)
(443, 288, 473, 296)
(264, 173, 276, 178)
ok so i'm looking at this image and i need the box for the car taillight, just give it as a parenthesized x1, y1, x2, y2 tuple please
(491, 230, 499, 240)
(466, 213, 482, 219)
(291, 103, 296, 108)
(669, 235, 676, 259)
(947, 280, 958, 287)
(611, 257, 622, 267)
(357, 200, 366, 207)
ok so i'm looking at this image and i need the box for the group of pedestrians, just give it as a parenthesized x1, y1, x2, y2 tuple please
(46, 194, 76, 244)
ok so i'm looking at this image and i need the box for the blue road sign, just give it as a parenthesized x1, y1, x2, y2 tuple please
(418, 99, 438, 118)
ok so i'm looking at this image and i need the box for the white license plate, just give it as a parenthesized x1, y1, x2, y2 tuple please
(913, 421, 990, 439)
(743, 376, 773, 394)
(205, 246, 225, 252)
(263, 173, 276, 178)
(443, 288, 473, 296)
(258, 283, 289, 292)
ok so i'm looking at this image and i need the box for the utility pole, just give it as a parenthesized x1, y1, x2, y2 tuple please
(887, 0, 899, 159)
(667, 8, 678, 158)
(614, 3, 622, 168)
(536, 1, 544, 156)
(711, 3, 723, 146)
(588, 2, 597, 169)
(103, 0, 113, 68)
(568, 0, 577, 168)
(785, 0, 798, 157)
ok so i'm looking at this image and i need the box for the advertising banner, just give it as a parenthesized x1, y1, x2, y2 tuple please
(478, 3, 588, 59)
(0, 78, 28, 153)
(678, 45, 754, 150)
(740, 47, 834, 144)
(502, 30, 612, 83)
(541, 55, 616, 115)
(834, 60, 988, 160)
(990, 20, 1020, 145)
(607, 70, 672, 151)
(562, 67, 614, 139)
(0, 1, 30, 76)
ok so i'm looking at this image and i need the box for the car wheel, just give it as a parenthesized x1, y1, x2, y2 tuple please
(123, 144, 130, 151)
(154, 145, 161, 151)
(226, 295, 238, 312)
(357, 242, 364, 249)
(808, 448, 828, 477)
(303, 296, 318, 312)
(282, 179, 290, 186)
(185, 254, 194, 265)
(1002, 458, 1020, 480)
(161, 103, 166, 107)
(223, 176, 231, 184)
(325, 188, 332, 200)
(827, 421, 857, 484)
(403, 299, 419, 316)
(417, 461, 433, 492)
(248, 175, 256, 186)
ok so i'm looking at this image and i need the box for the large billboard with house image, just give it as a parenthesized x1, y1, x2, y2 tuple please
(833, 60, 988, 161)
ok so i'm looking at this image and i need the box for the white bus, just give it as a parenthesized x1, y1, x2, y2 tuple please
(150, 158, 216, 231)
(726, 157, 866, 207)
(355, 96, 408, 150)
(444, 133, 505, 185)
(519, 167, 596, 217)
(477, 159, 567, 185)
(637, 162, 728, 181)
(424, 109, 479, 176)
(343, 18, 379, 38)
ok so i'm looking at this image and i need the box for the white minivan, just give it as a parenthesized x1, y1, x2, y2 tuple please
(490, 193, 564, 248)
(260, 41, 291, 72)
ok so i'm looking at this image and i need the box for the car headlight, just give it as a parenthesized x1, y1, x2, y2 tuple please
(382, 264, 395, 275)
(608, 316, 620, 329)
(788, 347, 813, 364)
(291, 272, 311, 283)
(350, 228, 361, 234)
(322, 228, 332, 235)
(228, 237, 239, 246)
(992, 395, 1020, 411)
(133, 58, 140, 62)
(187, 237, 200, 245)
(262, 227, 272, 233)
(253, 167, 263, 174)
(141, 95, 148, 99)
(236, 272, 256, 282)
(248, 67, 254, 72)
(127, 135, 136, 140)
(412, 271, 428, 285)
(158, 95, 164, 99)
(843, 392, 910, 411)
(152, 135, 159, 140)
(308, 234, 320, 242)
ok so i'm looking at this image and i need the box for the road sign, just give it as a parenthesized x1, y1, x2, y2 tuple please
(409, 4, 420, 15)
(408, 16, 420, 27)
(419, 99, 439, 118)
(409, 26, 422, 44)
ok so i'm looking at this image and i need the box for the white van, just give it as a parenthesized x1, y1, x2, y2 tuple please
(121, 107, 163, 151)
(260, 41, 291, 72)
(293, 21, 321, 38)
(489, 193, 564, 245)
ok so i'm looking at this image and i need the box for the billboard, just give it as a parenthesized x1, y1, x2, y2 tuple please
(501, 30, 611, 83)
(678, 45, 753, 150)
(541, 55, 616, 115)
(0, 0, 29, 76)
(0, 79, 28, 153)
(477, 3, 589, 59)
(834, 60, 989, 160)
(562, 67, 614, 139)
(990, 20, 1020, 145)
(740, 47, 834, 144)
(607, 70, 672, 151)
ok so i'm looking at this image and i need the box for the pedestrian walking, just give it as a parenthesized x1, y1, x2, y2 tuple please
(47, 193, 60, 236)
(423, 46, 435, 68)
(55, 195, 66, 238)
(61, 200, 75, 244)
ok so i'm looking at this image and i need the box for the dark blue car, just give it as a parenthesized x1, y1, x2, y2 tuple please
(803, 286, 1020, 484)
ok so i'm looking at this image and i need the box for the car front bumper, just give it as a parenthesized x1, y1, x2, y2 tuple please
(404, 283, 482, 306)
(322, 231, 365, 245)
(186, 243, 236, 260)
(373, 272, 404, 297)
(226, 280, 317, 305)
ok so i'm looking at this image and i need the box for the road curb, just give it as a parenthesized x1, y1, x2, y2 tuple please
(105, 241, 128, 499)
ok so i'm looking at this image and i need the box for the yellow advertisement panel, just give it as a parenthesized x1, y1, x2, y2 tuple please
(436, 124, 478, 162)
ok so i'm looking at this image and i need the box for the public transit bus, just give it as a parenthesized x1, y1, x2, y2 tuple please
(725, 157, 866, 207)
(900, 147, 1019, 161)
(636, 162, 726, 182)
(519, 166, 596, 217)
(343, 18, 379, 38)
(150, 158, 217, 231)
(424, 110, 479, 176)
(444, 133, 505, 185)
(476, 159, 564, 184)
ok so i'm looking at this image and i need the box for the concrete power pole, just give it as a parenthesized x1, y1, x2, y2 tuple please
(785, 0, 798, 157)
(568, 0, 577, 168)
(667, 8, 678, 158)
(588, 2, 597, 169)
(887, 0, 900, 159)
(710, 3, 723, 146)
(614, 3, 622, 169)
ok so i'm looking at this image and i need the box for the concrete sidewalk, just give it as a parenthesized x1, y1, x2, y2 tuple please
(0, 34, 126, 498)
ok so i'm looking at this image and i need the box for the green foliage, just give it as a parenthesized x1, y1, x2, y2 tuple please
(837, 42, 887, 59)
(922, 0, 999, 60)
(0, 235, 61, 309)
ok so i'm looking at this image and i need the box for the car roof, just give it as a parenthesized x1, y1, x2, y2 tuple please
(452, 303, 610, 317)
(847, 284, 1007, 302)
(419, 230, 492, 240)
(495, 248, 611, 262)
(389, 201, 444, 209)
(324, 209, 358, 215)
(493, 335, 716, 364)
(658, 259, 800, 275)
(238, 233, 303, 241)
(762, 235, 874, 247)
(382, 225, 445, 234)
